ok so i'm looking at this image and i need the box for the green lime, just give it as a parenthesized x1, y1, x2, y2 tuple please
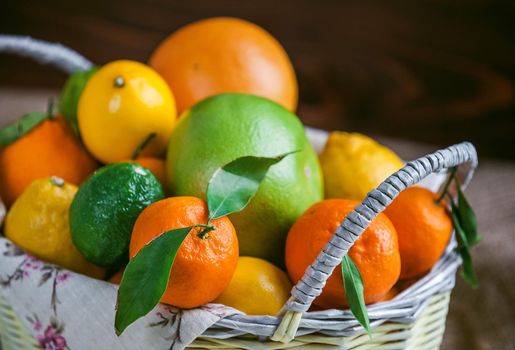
(70, 162, 164, 269)
(166, 93, 323, 266)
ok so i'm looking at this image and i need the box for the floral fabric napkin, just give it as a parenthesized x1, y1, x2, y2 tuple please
(0, 236, 241, 350)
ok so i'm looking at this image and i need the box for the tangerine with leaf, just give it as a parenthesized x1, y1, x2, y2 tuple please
(285, 199, 401, 309)
(0, 112, 97, 207)
(129, 196, 239, 308)
(384, 187, 453, 279)
(115, 152, 290, 334)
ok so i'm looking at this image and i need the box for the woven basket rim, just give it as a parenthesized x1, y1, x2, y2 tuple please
(0, 168, 460, 339)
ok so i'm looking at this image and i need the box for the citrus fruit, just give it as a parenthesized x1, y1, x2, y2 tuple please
(0, 115, 97, 207)
(129, 157, 167, 193)
(78, 60, 176, 164)
(149, 17, 298, 113)
(215, 256, 292, 315)
(319, 132, 403, 201)
(129, 196, 239, 309)
(285, 199, 401, 309)
(378, 286, 400, 302)
(166, 93, 323, 266)
(70, 163, 164, 269)
(109, 269, 124, 284)
(4, 177, 104, 278)
(384, 187, 452, 279)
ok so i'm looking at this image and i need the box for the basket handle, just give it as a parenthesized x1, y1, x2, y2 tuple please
(272, 141, 478, 343)
(0, 35, 93, 73)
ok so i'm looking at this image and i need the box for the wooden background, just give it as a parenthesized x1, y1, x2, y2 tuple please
(1, 0, 515, 159)
(1, 2, 515, 349)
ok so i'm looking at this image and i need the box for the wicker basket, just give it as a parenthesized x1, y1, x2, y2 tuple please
(0, 35, 478, 350)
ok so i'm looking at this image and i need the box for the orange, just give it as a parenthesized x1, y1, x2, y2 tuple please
(109, 269, 124, 284)
(129, 196, 239, 308)
(378, 278, 419, 302)
(378, 286, 400, 302)
(396, 277, 419, 291)
(384, 187, 452, 279)
(129, 157, 167, 192)
(149, 17, 298, 113)
(285, 199, 401, 309)
(0, 116, 97, 207)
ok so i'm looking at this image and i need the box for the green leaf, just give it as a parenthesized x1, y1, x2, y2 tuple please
(58, 67, 97, 136)
(206, 151, 298, 221)
(457, 188, 481, 246)
(341, 255, 371, 335)
(115, 226, 193, 335)
(451, 202, 469, 248)
(451, 203, 478, 288)
(458, 246, 478, 289)
(0, 112, 48, 147)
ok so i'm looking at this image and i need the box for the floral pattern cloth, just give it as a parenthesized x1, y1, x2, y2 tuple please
(0, 237, 241, 350)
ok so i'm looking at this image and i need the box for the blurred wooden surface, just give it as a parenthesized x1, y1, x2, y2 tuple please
(1, 0, 515, 160)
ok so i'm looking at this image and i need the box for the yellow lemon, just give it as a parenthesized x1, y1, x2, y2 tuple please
(215, 256, 292, 315)
(78, 60, 176, 164)
(4, 177, 105, 278)
(319, 132, 403, 200)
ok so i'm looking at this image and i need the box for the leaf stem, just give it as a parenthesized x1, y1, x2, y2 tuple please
(194, 224, 215, 230)
(114, 76, 125, 88)
(132, 132, 157, 160)
(47, 98, 56, 120)
(194, 223, 216, 239)
(435, 167, 457, 205)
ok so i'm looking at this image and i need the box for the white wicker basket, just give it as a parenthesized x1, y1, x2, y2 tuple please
(0, 35, 478, 350)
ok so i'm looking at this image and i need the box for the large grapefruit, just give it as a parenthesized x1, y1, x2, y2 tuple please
(166, 93, 322, 265)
